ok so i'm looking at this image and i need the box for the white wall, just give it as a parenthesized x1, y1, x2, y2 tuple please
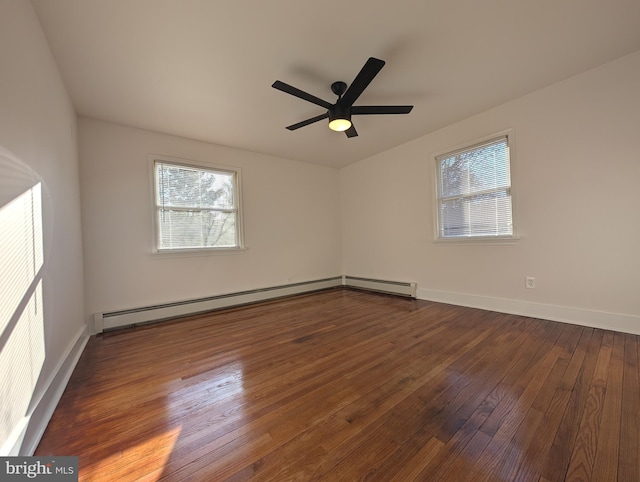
(79, 118, 342, 318)
(341, 50, 640, 334)
(0, 0, 86, 454)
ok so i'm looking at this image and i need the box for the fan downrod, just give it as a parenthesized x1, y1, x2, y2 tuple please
(331, 81, 347, 97)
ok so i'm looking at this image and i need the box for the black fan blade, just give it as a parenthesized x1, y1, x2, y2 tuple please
(339, 57, 385, 108)
(286, 113, 329, 130)
(345, 124, 358, 138)
(351, 105, 413, 115)
(272, 81, 333, 110)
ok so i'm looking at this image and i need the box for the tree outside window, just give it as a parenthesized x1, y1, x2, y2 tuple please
(154, 159, 242, 250)
(436, 136, 513, 239)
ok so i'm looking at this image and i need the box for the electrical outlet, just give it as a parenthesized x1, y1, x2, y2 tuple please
(525, 277, 536, 289)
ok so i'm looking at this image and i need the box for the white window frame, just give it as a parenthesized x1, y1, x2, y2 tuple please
(433, 130, 518, 244)
(150, 155, 245, 254)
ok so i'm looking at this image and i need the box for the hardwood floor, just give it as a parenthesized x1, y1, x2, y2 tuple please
(36, 288, 639, 481)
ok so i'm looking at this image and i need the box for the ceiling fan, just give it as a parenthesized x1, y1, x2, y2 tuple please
(272, 57, 413, 138)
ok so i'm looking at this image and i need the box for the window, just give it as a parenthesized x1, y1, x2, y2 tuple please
(435, 134, 513, 239)
(153, 158, 243, 251)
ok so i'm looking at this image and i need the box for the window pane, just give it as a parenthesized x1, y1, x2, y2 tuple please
(158, 210, 237, 249)
(439, 139, 510, 198)
(440, 190, 512, 237)
(436, 135, 514, 239)
(157, 163, 235, 209)
(153, 158, 243, 251)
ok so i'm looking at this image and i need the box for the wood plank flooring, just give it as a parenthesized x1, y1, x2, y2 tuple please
(35, 288, 639, 481)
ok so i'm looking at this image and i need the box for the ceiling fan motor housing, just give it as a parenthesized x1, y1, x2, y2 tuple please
(331, 81, 348, 97)
(329, 102, 350, 122)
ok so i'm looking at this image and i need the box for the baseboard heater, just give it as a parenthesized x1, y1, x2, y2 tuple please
(344, 276, 417, 298)
(94, 275, 417, 333)
(95, 277, 343, 332)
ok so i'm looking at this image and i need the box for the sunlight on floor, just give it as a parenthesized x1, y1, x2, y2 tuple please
(85, 426, 182, 481)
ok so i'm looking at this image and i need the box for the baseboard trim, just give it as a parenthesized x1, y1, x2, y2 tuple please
(417, 288, 640, 335)
(9, 323, 90, 455)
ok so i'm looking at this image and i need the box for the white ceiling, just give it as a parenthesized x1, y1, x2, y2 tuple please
(32, 0, 640, 168)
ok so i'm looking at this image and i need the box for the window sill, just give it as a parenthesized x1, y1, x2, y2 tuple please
(151, 246, 248, 258)
(433, 236, 520, 246)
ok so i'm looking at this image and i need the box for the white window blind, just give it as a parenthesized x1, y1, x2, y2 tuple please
(154, 160, 241, 250)
(436, 136, 513, 238)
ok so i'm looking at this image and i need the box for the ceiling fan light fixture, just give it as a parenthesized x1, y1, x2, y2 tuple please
(328, 117, 352, 132)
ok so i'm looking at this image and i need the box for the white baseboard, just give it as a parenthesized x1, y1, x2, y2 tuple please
(417, 288, 640, 335)
(10, 323, 90, 455)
